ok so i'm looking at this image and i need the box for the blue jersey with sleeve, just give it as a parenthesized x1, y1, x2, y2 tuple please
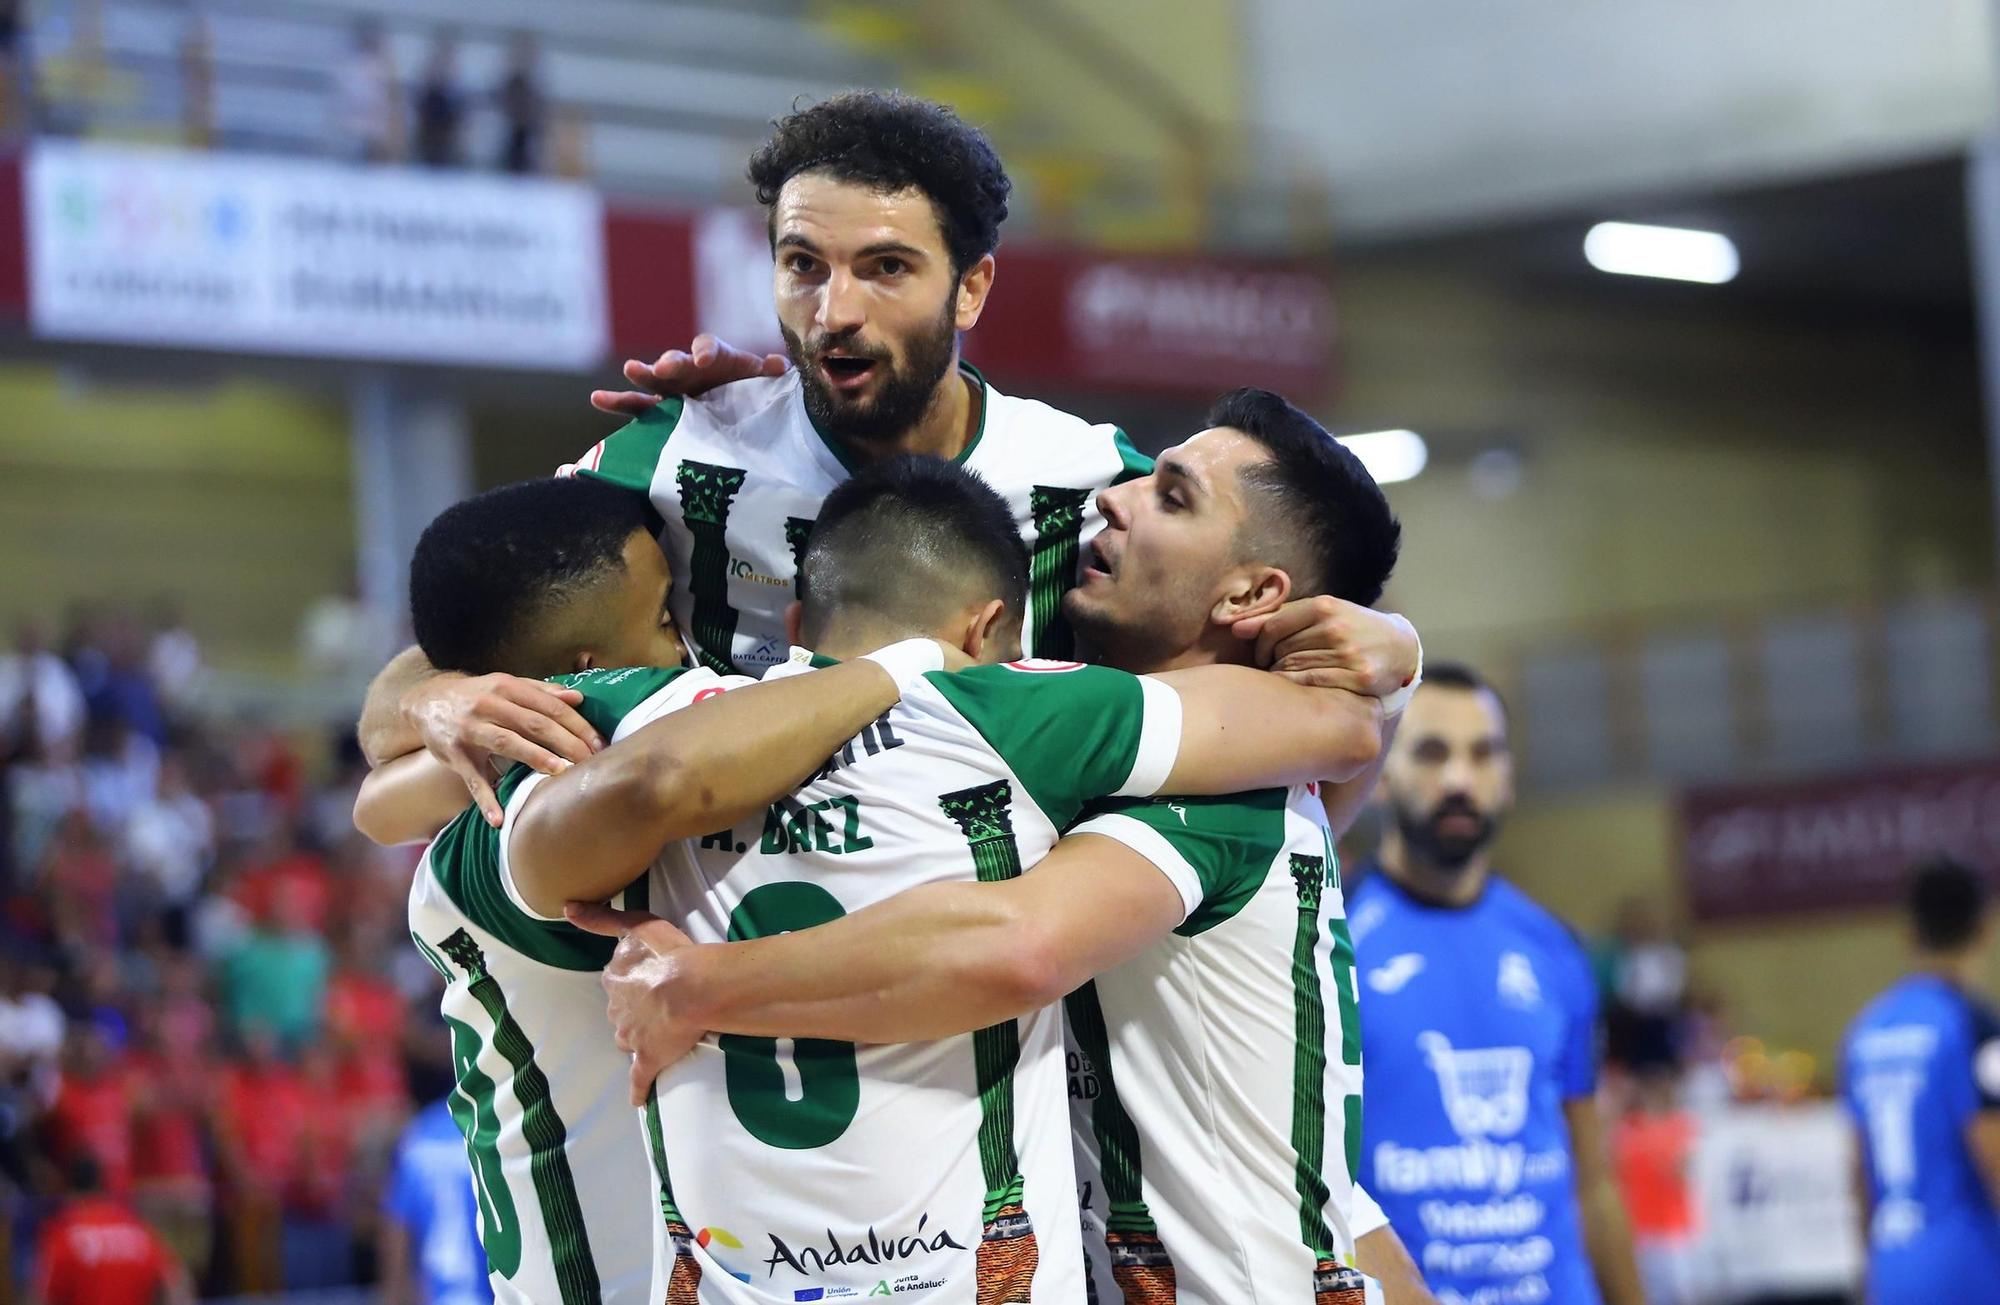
(1347, 867, 1602, 1305)
(383, 1099, 495, 1305)
(1840, 973, 2000, 1304)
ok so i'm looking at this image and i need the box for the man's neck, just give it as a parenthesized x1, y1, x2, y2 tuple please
(810, 621, 930, 664)
(1912, 949, 1983, 988)
(1091, 625, 1252, 677)
(1377, 828, 1491, 908)
(842, 361, 980, 465)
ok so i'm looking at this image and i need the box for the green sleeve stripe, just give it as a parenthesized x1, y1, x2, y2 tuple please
(426, 776, 615, 972)
(1068, 813, 1203, 920)
(574, 399, 683, 493)
(925, 664, 1150, 831)
(1111, 427, 1153, 484)
(1075, 790, 1288, 936)
(546, 666, 692, 741)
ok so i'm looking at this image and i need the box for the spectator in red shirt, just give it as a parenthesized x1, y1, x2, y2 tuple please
(34, 1155, 192, 1305)
(213, 1027, 301, 1294)
(128, 998, 217, 1286)
(43, 1025, 134, 1195)
(1613, 1067, 1702, 1305)
(230, 824, 332, 936)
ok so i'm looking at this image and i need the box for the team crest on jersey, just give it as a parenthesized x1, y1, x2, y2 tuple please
(1497, 951, 1541, 1008)
(1002, 659, 1086, 673)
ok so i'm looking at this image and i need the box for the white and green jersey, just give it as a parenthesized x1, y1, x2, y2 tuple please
(1065, 784, 1371, 1304)
(640, 652, 1183, 1304)
(408, 664, 748, 1305)
(560, 363, 1149, 675)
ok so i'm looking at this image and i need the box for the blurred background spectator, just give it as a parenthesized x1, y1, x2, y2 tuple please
(0, 603, 435, 1298)
(412, 31, 462, 169)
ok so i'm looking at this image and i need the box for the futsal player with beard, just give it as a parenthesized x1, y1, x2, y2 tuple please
(1345, 666, 1644, 1305)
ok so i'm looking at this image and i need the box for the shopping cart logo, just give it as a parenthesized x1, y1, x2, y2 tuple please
(1419, 1032, 1533, 1140)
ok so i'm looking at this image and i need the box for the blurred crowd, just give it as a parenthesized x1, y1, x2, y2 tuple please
(0, 608, 453, 1301)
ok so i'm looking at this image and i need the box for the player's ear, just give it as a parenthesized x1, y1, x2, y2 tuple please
(961, 598, 1011, 662)
(1208, 564, 1290, 629)
(955, 254, 996, 332)
(784, 600, 804, 649)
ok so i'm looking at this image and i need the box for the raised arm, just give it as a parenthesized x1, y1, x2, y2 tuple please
(1151, 664, 1384, 794)
(569, 831, 1184, 1102)
(508, 646, 940, 918)
(357, 644, 603, 817)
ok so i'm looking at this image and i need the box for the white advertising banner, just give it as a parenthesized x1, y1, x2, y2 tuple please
(1690, 1103, 1863, 1301)
(26, 141, 608, 370)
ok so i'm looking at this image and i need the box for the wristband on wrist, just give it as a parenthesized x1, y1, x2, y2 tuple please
(858, 638, 946, 695)
(1380, 631, 1424, 719)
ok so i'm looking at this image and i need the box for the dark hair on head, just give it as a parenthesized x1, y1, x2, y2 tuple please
(801, 455, 1028, 641)
(1422, 661, 1509, 726)
(1206, 387, 1402, 607)
(67, 1153, 103, 1195)
(410, 477, 655, 674)
(1908, 856, 1989, 952)
(749, 91, 1011, 277)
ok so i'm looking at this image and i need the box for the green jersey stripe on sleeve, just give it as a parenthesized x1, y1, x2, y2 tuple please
(428, 790, 616, 973)
(437, 929, 599, 1303)
(1286, 854, 1338, 1259)
(1074, 790, 1289, 936)
(574, 399, 683, 493)
(925, 663, 1169, 830)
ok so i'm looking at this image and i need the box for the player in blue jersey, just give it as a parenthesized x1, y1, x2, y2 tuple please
(1347, 664, 1642, 1305)
(381, 1098, 495, 1305)
(1841, 856, 2000, 1305)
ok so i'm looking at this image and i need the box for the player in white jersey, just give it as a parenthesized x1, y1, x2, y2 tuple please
(356, 92, 1149, 816)
(578, 392, 1441, 1304)
(368, 457, 1400, 1304)
(373, 475, 994, 1304)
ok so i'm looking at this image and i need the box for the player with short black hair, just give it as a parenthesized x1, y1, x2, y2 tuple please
(409, 476, 670, 677)
(1207, 386, 1403, 607)
(1843, 855, 2000, 1304)
(799, 452, 1029, 650)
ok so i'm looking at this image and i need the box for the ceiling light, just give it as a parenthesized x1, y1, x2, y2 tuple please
(1338, 429, 1427, 485)
(1583, 221, 1739, 284)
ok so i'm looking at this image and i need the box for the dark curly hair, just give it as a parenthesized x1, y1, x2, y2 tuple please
(748, 91, 1011, 277)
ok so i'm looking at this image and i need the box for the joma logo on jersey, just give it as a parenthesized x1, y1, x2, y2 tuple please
(761, 795, 874, 856)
